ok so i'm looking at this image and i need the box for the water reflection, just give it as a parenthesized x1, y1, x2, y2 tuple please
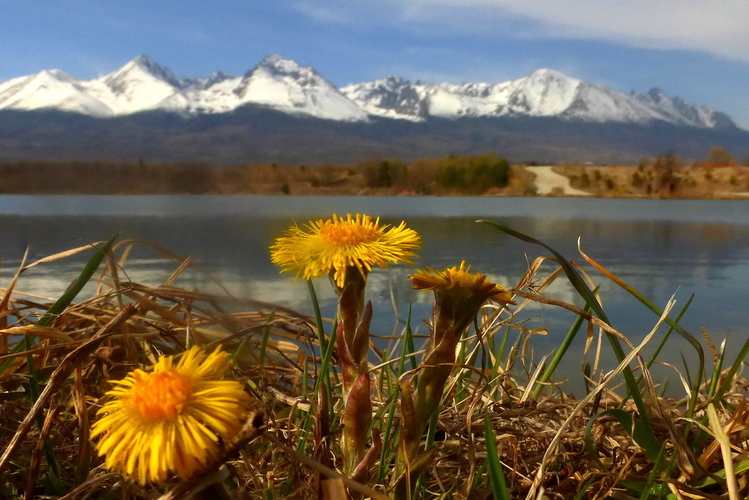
(2, 196, 749, 395)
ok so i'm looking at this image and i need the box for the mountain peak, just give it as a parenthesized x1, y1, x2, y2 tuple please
(113, 55, 182, 87)
(526, 68, 577, 83)
(236, 55, 368, 121)
(259, 54, 286, 65)
(37, 69, 78, 83)
(130, 54, 157, 66)
(0, 55, 738, 129)
(256, 54, 304, 72)
(643, 87, 668, 101)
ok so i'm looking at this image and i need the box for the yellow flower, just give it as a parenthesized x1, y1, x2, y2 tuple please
(410, 260, 514, 304)
(411, 261, 514, 337)
(91, 346, 251, 485)
(270, 213, 421, 288)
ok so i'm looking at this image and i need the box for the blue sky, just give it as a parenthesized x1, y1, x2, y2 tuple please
(3, 0, 749, 127)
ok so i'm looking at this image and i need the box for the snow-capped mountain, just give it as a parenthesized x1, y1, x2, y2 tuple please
(0, 55, 737, 129)
(0, 69, 111, 116)
(0, 55, 368, 122)
(340, 68, 735, 128)
(232, 54, 367, 121)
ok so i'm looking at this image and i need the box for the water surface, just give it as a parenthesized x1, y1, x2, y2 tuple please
(2, 195, 748, 394)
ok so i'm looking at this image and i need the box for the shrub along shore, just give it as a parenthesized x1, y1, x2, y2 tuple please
(0, 218, 748, 499)
(2, 154, 749, 198)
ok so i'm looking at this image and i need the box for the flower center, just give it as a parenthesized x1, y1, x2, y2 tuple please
(319, 222, 378, 246)
(131, 369, 192, 421)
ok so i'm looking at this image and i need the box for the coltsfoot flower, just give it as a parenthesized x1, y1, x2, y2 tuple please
(411, 260, 514, 340)
(91, 346, 251, 484)
(395, 261, 515, 491)
(410, 260, 513, 303)
(270, 213, 421, 288)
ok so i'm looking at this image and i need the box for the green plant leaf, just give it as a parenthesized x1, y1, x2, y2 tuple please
(585, 409, 661, 463)
(478, 219, 607, 322)
(480, 220, 657, 447)
(0, 233, 118, 375)
(483, 412, 510, 500)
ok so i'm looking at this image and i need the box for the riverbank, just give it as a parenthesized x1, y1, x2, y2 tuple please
(1, 235, 747, 499)
(2, 158, 748, 199)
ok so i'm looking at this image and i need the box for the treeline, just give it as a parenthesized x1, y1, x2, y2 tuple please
(360, 153, 511, 194)
(0, 154, 514, 195)
(0, 161, 342, 195)
(0, 161, 234, 194)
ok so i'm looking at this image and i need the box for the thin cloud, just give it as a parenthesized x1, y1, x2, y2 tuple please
(400, 0, 749, 63)
(292, 2, 360, 25)
(293, 0, 749, 63)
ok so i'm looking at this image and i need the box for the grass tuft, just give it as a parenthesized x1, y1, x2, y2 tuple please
(0, 226, 748, 499)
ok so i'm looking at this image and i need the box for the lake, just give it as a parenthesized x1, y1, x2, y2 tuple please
(2, 195, 748, 394)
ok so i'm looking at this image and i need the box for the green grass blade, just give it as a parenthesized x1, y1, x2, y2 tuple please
(706, 335, 727, 398)
(24, 337, 64, 494)
(39, 233, 119, 327)
(413, 409, 442, 499)
(290, 279, 335, 468)
(572, 476, 596, 500)
(479, 219, 608, 321)
(680, 353, 693, 392)
(622, 295, 694, 407)
(493, 324, 512, 398)
(585, 409, 660, 463)
(263, 485, 275, 500)
(483, 412, 510, 500)
(0, 233, 118, 375)
(691, 459, 749, 488)
(376, 392, 400, 483)
(404, 304, 417, 371)
(258, 310, 275, 367)
(713, 336, 749, 403)
(306, 280, 335, 417)
(306, 279, 327, 354)
(378, 306, 415, 483)
(531, 297, 593, 399)
(496, 324, 511, 364)
(471, 462, 488, 492)
(645, 294, 693, 371)
(638, 442, 668, 500)
(576, 241, 705, 418)
(480, 220, 657, 446)
(400, 304, 414, 373)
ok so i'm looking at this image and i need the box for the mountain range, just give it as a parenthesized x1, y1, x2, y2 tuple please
(0, 55, 746, 164)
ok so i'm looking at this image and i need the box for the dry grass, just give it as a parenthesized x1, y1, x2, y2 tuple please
(0, 240, 748, 499)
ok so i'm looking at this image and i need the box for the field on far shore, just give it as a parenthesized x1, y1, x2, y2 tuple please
(1, 157, 748, 198)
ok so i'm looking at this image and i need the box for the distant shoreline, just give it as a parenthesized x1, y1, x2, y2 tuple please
(1, 158, 747, 199)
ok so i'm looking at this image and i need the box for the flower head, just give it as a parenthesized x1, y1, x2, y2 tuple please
(410, 260, 513, 303)
(91, 346, 251, 484)
(270, 213, 421, 288)
(411, 261, 514, 336)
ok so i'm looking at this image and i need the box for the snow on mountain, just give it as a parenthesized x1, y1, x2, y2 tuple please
(0, 69, 113, 116)
(0, 54, 368, 121)
(341, 68, 736, 128)
(339, 76, 427, 121)
(86, 55, 191, 115)
(232, 54, 368, 121)
(0, 55, 737, 129)
(632, 88, 735, 128)
(340, 70, 588, 120)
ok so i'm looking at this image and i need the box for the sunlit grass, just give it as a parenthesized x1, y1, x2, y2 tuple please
(0, 221, 747, 499)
